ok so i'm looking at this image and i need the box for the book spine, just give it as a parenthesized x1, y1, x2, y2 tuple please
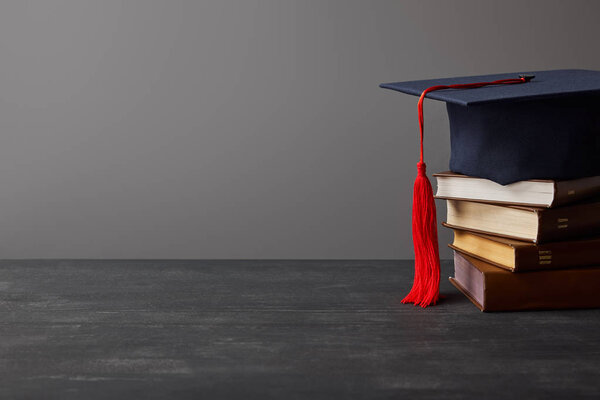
(536, 202, 600, 243)
(483, 266, 600, 311)
(552, 175, 600, 207)
(514, 239, 600, 271)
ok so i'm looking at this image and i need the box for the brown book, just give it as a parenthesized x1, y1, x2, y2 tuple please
(444, 199, 600, 243)
(450, 251, 600, 312)
(448, 229, 600, 272)
(435, 171, 600, 208)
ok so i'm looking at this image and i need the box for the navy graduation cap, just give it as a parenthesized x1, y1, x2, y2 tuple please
(379, 69, 600, 308)
(381, 69, 600, 185)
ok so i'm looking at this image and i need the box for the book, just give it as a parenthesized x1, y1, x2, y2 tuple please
(444, 199, 600, 243)
(435, 171, 600, 208)
(449, 229, 600, 272)
(450, 251, 600, 311)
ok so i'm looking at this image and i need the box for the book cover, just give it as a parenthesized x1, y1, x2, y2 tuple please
(448, 229, 600, 272)
(445, 199, 600, 243)
(450, 251, 600, 312)
(435, 171, 600, 208)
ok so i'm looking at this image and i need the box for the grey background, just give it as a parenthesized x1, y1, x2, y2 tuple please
(0, 0, 598, 259)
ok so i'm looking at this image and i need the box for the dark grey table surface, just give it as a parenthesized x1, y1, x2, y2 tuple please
(1, 259, 599, 399)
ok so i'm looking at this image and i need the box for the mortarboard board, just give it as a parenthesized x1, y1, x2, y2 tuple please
(379, 69, 600, 307)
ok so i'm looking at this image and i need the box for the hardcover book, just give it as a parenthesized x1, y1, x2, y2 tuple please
(444, 199, 600, 243)
(449, 229, 600, 272)
(435, 171, 600, 208)
(450, 251, 600, 312)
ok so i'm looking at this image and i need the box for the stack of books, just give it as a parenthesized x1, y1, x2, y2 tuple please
(434, 172, 600, 311)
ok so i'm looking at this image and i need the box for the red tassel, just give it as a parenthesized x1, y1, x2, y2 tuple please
(401, 161, 440, 307)
(400, 75, 532, 307)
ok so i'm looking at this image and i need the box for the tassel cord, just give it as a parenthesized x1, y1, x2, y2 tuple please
(404, 76, 530, 307)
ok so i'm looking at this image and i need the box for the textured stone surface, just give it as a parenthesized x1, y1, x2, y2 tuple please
(0, 260, 599, 399)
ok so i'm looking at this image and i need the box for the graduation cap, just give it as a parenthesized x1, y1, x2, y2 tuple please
(380, 69, 600, 307)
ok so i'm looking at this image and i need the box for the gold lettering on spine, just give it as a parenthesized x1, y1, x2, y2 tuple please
(538, 250, 552, 265)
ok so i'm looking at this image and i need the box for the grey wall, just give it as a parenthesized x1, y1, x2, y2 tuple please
(0, 0, 599, 259)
